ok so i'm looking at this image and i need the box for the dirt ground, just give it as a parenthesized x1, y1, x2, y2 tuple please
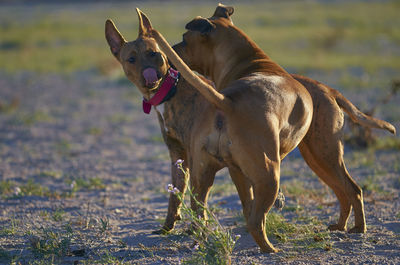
(0, 71, 399, 264)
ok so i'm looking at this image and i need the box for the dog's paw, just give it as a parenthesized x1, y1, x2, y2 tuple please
(348, 226, 366, 233)
(260, 246, 280, 254)
(152, 227, 171, 235)
(328, 223, 346, 231)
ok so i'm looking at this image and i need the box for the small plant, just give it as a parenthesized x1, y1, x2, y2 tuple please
(30, 228, 72, 258)
(274, 214, 333, 252)
(0, 180, 15, 198)
(138, 243, 155, 258)
(66, 177, 105, 193)
(97, 250, 125, 264)
(16, 110, 54, 126)
(265, 212, 296, 242)
(89, 177, 106, 190)
(87, 127, 103, 136)
(0, 216, 18, 236)
(361, 174, 385, 195)
(99, 217, 110, 234)
(52, 209, 65, 222)
(118, 239, 127, 248)
(282, 179, 311, 198)
(170, 159, 238, 265)
(0, 98, 19, 113)
(19, 179, 52, 197)
(38, 171, 62, 179)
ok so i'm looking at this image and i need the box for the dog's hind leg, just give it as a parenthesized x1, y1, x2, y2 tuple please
(299, 139, 366, 233)
(298, 93, 366, 233)
(245, 156, 280, 253)
(228, 127, 281, 252)
(228, 164, 253, 222)
(299, 141, 351, 231)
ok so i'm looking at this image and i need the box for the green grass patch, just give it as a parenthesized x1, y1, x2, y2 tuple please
(210, 182, 237, 197)
(0, 98, 19, 113)
(265, 212, 296, 242)
(148, 134, 164, 143)
(52, 209, 66, 222)
(265, 212, 332, 251)
(7, 110, 55, 126)
(87, 127, 103, 136)
(1, 179, 60, 199)
(282, 179, 308, 197)
(67, 177, 106, 193)
(360, 174, 387, 195)
(0, 217, 18, 236)
(19, 179, 54, 197)
(371, 137, 400, 150)
(0, 180, 15, 197)
(0, 1, 399, 73)
(282, 179, 324, 201)
(29, 228, 72, 258)
(171, 161, 237, 265)
(38, 170, 62, 179)
(347, 150, 376, 168)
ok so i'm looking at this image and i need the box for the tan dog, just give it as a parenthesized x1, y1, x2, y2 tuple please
(146, 5, 396, 252)
(146, 9, 316, 253)
(105, 6, 395, 253)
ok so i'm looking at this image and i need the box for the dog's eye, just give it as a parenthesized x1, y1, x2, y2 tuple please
(149, 51, 157, 57)
(127, 57, 135, 64)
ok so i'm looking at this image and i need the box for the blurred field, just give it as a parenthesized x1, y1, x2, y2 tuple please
(0, 1, 399, 73)
(0, 1, 399, 264)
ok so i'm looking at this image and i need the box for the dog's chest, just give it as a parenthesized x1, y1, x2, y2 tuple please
(159, 103, 186, 144)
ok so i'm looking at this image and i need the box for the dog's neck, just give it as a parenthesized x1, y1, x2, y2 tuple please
(209, 26, 288, 90)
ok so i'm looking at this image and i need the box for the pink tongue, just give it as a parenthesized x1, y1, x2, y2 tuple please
(143, 68, 158, 86)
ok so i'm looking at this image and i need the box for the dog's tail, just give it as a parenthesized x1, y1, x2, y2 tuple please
(333, 89, 396, 134)
(151, 29, 233, 114)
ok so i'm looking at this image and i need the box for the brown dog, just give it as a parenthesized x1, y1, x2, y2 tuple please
(105, 6, 395, 253)
(146, 5, 396, 252)
(142, 8, 316, 253)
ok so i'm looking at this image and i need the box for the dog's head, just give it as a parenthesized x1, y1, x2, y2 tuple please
(172, 4, 235, 76)
(105, 9, 169, 100)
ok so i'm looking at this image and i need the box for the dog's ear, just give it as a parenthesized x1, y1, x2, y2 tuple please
(213, 4, 234, 19)
(105, 19, 126, 60)
(136, 8, 153, 37)
(185, 17, 215, 35)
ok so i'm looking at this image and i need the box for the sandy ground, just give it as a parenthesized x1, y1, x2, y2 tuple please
(0, 72, 399, 264)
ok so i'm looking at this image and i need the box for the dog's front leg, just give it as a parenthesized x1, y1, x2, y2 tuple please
(164, 152, 189, 232)
(154, 137, 188, 234)
(152, 109, 188, 233)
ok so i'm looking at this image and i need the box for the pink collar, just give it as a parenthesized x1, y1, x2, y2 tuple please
(142, 68, 180, 114)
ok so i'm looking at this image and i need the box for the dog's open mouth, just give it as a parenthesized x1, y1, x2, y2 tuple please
(143, 68, 161, 90)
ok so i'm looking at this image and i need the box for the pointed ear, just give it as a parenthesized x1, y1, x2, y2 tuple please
(136, 8, 153, 37)
(185, 17, 215, 35)
(105, 19, 126, 60)
(213, 4, 234, 19)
